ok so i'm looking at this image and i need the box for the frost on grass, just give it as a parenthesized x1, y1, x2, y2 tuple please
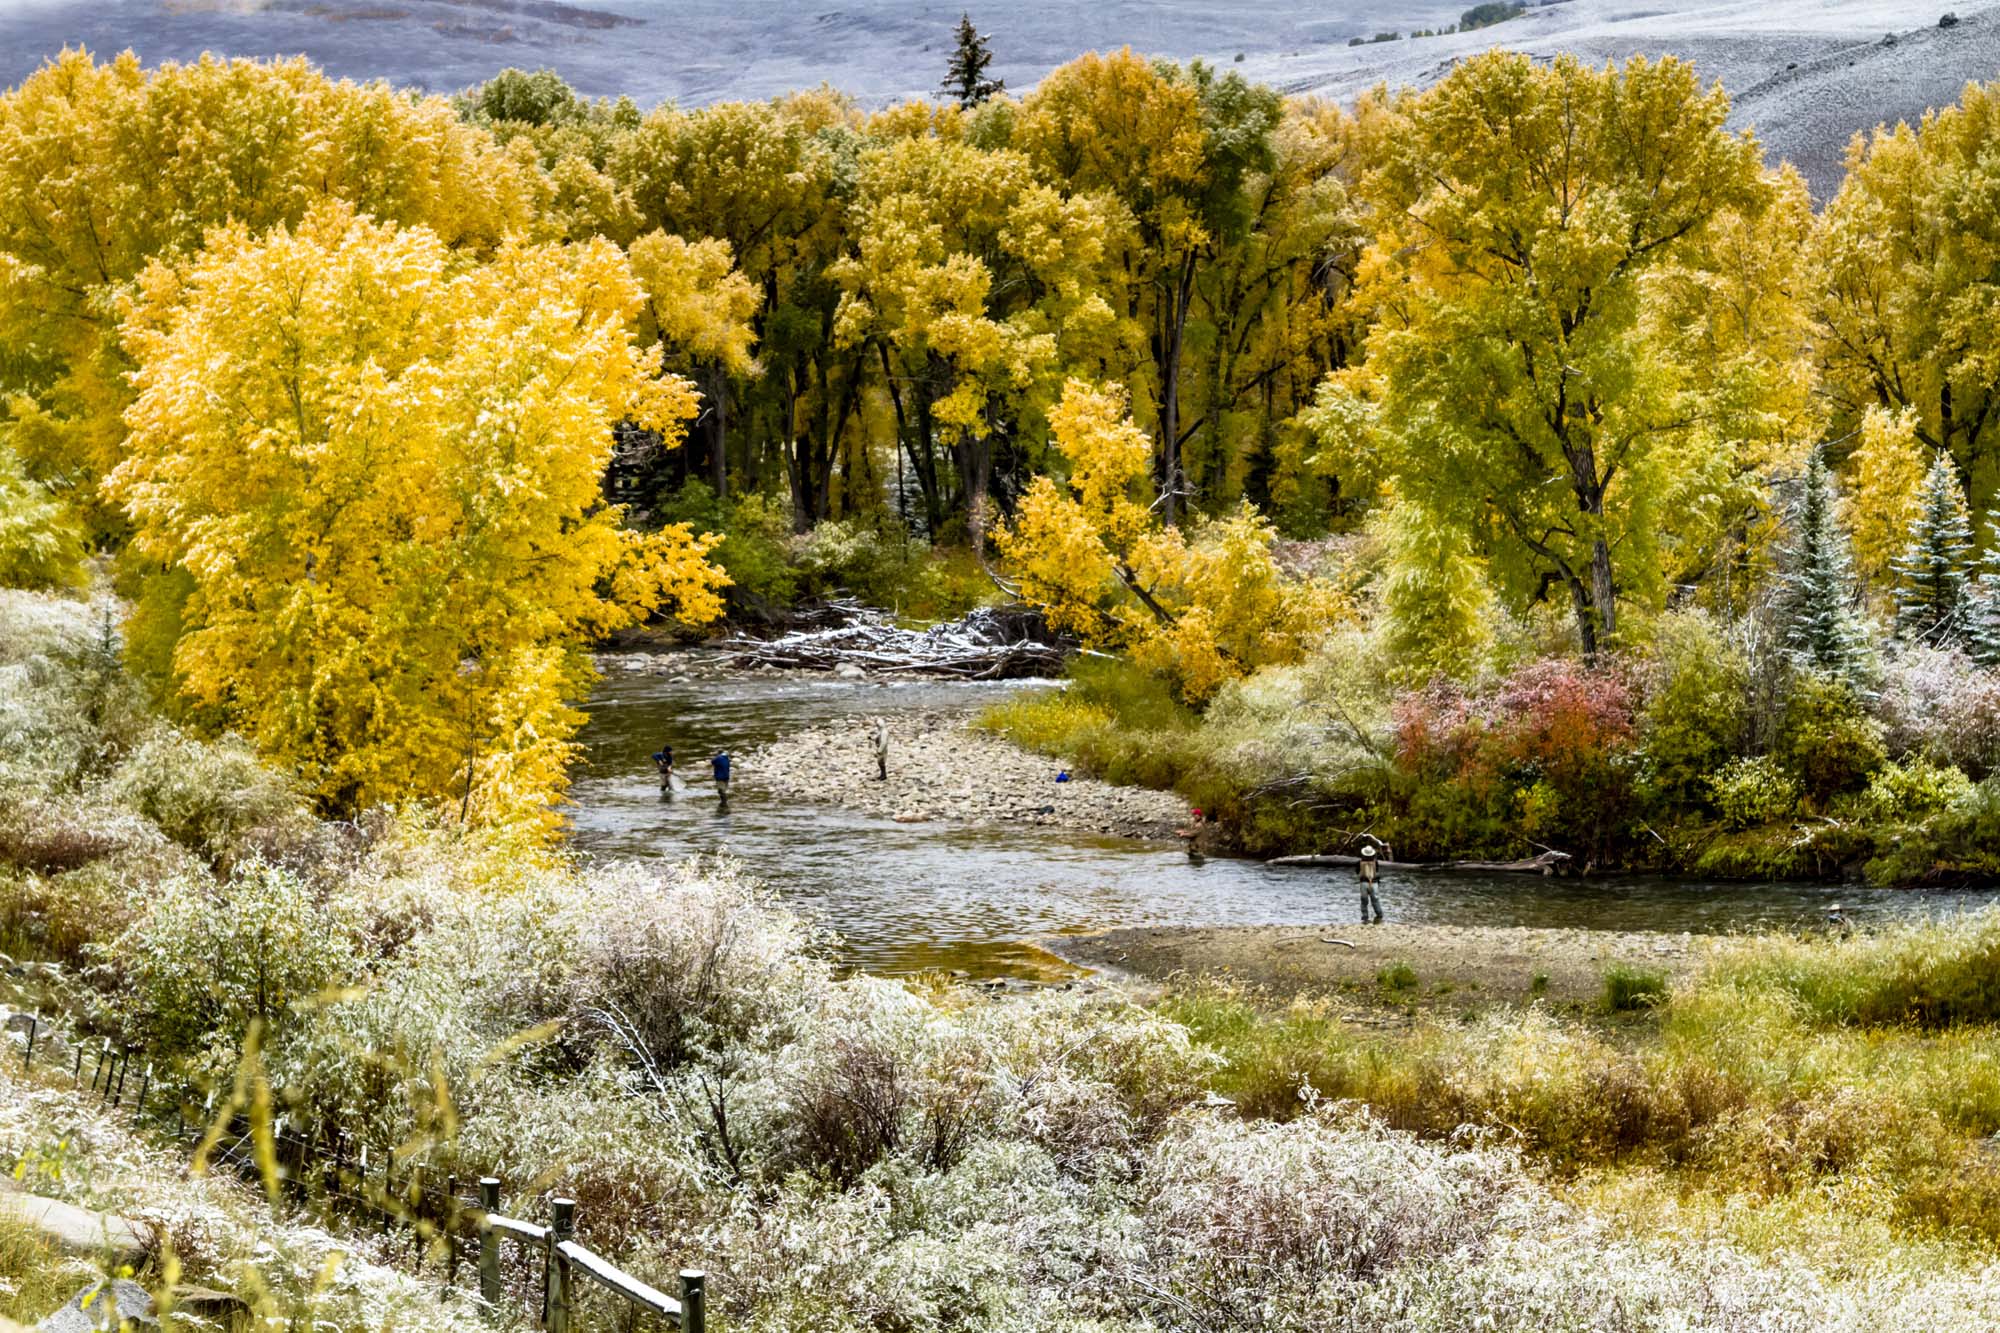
(7, 582, 2000, 1331)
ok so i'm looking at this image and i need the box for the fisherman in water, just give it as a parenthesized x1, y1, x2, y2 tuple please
(870, 717, 890, 781)
(1358, 841, 1385, 925)
(712, 749, 732, 809)
(652, 744, 676, 794)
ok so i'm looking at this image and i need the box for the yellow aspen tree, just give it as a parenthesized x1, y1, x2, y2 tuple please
(0, 50, 532, 538)
(1816, 81, 2000, 513)
(110, 203, 724, 831)
(1352, 53, 1780, 656)
(831, 127, 1124, 550)
(1000, 379, 1336, 702)
(1844, 404, 1927, 598)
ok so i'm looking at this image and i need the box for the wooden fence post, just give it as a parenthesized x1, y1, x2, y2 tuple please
(680, 1270, 706, 1333)
(478, 1178, 501, 1307)
(546, 1197, 575, 1333)
(445, 1174, 459, 1292)
(20, 1012, 34, 1070)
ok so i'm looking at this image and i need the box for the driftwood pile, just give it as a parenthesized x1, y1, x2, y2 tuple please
(720, 601, 1070, 679)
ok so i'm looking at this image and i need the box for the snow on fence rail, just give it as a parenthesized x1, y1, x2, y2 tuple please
(13, 1011, 706, 1332)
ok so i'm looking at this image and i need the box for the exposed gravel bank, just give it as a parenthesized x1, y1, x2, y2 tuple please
(1053, 922, 1707, 1010)
(749, 710, 1188, 838)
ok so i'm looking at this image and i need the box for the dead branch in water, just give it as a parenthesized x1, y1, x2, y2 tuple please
(1267, 849, 1575, 875)
(719, 602, 1070, 680)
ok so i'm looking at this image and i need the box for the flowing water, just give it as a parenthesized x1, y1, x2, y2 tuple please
(570, 661, 2000, 976)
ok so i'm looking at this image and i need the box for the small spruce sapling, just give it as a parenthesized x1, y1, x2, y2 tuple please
(1893, 453, 1974, 647)
(1778, 449, 1871, 682)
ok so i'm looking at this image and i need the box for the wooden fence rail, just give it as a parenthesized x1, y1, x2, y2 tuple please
(14, 1010, 707, 1333)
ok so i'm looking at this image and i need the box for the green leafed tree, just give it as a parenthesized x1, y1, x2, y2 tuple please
(1348, 53, 1799, 656)
(1894, 453, 1975, 646)
(1777, 450, 1870, 682)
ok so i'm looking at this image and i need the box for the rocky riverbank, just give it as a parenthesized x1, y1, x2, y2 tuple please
(1052, 923, 1706, 1010)
(749, 710, 1188, 838)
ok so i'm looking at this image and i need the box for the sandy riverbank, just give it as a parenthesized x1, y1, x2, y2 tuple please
(1051, 923, 1707, 1009)
(749, 710, 1188, 838)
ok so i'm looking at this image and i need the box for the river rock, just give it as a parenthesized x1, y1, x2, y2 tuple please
(35, 1279, 156, 1331)
(833, 662, 866, 679)
(1, 1193, 150, 1267)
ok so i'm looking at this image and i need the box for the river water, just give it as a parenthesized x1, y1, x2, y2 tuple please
(569, 663, 2000, 976)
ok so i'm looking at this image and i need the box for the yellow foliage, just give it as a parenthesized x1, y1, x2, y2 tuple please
(0, 49, 532, 537)
(1000, 379, 1340, 702)
(108, 202, 724, 831)
(1844, 405, 1927, 598)
(627, 231, 760, 375)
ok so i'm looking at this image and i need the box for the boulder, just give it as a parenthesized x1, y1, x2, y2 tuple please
(35, 1278, 156, 1331)
(0, 1194, 149, 1268)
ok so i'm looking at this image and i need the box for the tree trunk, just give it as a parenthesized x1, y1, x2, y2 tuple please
(707, 362, 728, 499)
(1157, 252, 1198, 527)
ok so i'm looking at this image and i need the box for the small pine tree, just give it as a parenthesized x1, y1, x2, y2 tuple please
(1778, 449, 1871, 681)
(1966, 513, 2000, 667)
(940, 14, 1003, 109)
(1893, 452, 1974, 646)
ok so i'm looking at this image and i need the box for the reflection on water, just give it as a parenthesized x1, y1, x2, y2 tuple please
(570, 663, 2000, 976)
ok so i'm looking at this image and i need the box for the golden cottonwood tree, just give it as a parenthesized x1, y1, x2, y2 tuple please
(1843, 405, 1927, 599)
(109, 204, 724, 830)
(1000, 379, 1336, 701)
(1350, 53, 1786, 655)
(0, 49, 532, 537)
(833, 128, 1124, 549)
(1015, 51, 1281, 524)
(1816, 82, 2000, 512)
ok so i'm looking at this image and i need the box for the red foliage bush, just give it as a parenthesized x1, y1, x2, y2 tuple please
(1391, 660, 1638, 860)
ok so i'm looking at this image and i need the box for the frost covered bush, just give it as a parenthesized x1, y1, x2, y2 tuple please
(99, 728, 307, 864)
(1875, 645, 2000, 777)
(111, 860, 363, 1067)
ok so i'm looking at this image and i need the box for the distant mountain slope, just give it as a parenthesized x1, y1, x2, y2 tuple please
(2, 0, 1996, 198)
(1246, 0, 2000, 198)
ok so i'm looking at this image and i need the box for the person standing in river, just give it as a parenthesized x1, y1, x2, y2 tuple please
(712, 750, 731, 808)
(870, 717, 890, 781)
(653, 744, 675, 794)
(1358, 841, 1385, 925)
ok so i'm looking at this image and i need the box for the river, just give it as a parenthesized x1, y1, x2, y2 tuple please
(569, 661, 2000, 977)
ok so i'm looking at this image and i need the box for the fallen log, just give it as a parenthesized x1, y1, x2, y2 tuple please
(1267, 849, 1574, 875)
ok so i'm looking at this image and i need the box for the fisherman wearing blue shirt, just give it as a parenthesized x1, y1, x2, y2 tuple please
(712, 750, 732, 807)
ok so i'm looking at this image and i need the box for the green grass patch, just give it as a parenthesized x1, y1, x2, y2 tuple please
(1602, 965, 1669, 1012)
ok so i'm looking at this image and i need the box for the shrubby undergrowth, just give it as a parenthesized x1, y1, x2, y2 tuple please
(988, 608, 2000, 881)
(6, 587, 2000, 1330)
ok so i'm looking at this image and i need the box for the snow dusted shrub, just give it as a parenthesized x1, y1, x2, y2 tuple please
(112, 860, 362, 1069)
(975, 989, 1214, 1177)
(556, 859, 834, 1070)
(1875, 645, 2000, 777)
(1141, 1105, 1528, 1296)
(100, 726, 309, 864)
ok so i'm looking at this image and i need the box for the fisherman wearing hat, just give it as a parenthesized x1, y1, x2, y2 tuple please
(1358, 840, 1385, 925)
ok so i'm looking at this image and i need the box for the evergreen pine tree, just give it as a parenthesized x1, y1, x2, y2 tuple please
(940, 14, 1003, 108)
(1966, 513, 2000, 667)
(1893, 452, 1974, 646)
(1779, 449, 1871, 680)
